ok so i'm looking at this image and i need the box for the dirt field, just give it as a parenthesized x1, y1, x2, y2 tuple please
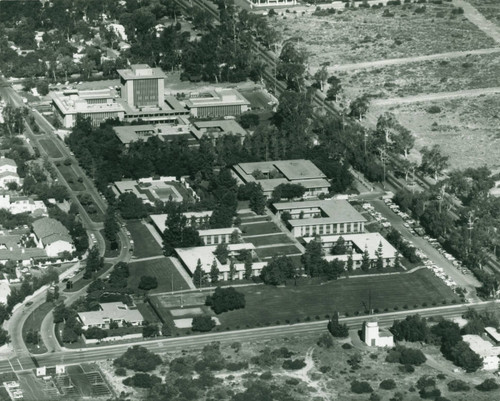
(340, 52, 500, 99)
(378, 94, 500, 171)
(272, 3, 497, 67)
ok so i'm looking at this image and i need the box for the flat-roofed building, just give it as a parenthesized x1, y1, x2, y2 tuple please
(485, 327, 500, 345)
(118, 64, 166, 109)
(193, 119, 248, 141)
(303, 233, 397, 269)
(184, 89, 250, 118)
(78, 302, 144, 330)
(175, 243, 265, 281)
(233, 159, 330, 199)
(113, 117, 199, 147)
(248, 0, 296, 8)
(199, 227, 241, 245)
(273, 199, 366, 238)
(150, 211, 213, 234)
(463, 334, 500, 371)
(51, 89, 125, 128)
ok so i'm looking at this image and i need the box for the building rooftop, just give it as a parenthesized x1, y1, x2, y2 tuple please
(78, 302, 144, 327)
(198, 227, 241, 237)
(0, 234, 47, 261)
(485, 327, 500, 343)
(113, 118, 197, 145)
(305, 232, 397, 259)
(193, 119, 248, 140)
(118, 96, 188, 117)
(276, 199, 366, 225)
(0, 158, 17, 168)
(184, 89, 250, 108)
(175, 243, 256, 274)
(236, 159, 326, 182)
(32, 217, 73, 245)
(463, 334, 500, 358)
(117, 64, 166, 80)
(51, 90, 125, 115)
(150, 212, 213, 233)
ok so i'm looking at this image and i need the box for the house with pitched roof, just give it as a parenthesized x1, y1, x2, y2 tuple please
(0, 157, 21, 189)
(32, 217, 75, 257)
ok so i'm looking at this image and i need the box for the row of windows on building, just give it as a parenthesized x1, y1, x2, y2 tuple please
(196, 105, 244, 118)
(299, 222, 364, 237)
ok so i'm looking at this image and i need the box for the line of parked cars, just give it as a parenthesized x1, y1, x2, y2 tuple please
(362, 202, 391, 228)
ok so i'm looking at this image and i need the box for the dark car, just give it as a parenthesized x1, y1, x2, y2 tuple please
(25, 301, 33, 307)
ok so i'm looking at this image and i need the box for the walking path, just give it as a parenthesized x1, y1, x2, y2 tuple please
(309, 47, 500, 73)
(454, 0, 500, 44)
(371, 86, 500, 106)
(265, 208, 306, 253)
(132, 255, 165, 262)
(168, 257, 196, 290)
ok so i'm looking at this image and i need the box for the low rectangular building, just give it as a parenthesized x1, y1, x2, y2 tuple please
(463, 334, 500, 371)
(274, 199, 366, 238)
(233, 159, 330, 199)
(78, 302, 144, 330)
(51, 89, 126, 128)
(184, 89, 250, 118)
(304, 232, 397, 269)
(199, 228, 241, 245)
(150, 211, 213, 234)
(193, 120, 248, 141)
(175, 243, 265, 281)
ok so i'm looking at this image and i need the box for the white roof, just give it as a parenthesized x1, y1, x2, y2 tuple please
(304, 232, 397, 259)
(463, 334, 500, 358)
(199, 227, 241, 237)
(78, 302, 143, 327)
(150, 211, 213, 232)
(485, 327, 500, 343)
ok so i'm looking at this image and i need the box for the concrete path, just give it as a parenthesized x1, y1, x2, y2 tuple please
(168, 257, 196, 290)
(264, 208, 306, 253)
(309, 47, 500, 73)
(372, 86, 500, 106)
(256, 242, 297, 249)
(132, 255, 165, 262)
(454, 0, 500, 44)
(143, 220, 164, 247)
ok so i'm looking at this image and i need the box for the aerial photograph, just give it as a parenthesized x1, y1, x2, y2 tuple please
(0, 0, 499, 400)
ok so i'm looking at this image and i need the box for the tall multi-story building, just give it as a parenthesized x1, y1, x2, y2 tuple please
(117, 64, 165, 109)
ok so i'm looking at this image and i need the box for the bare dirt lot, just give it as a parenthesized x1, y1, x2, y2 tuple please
(340, 52, 500, 98)
(272, 3, 497, 66)
(376, 94, 500, 171)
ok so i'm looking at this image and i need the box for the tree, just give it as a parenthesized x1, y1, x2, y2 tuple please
(192, 316, 216, 332)
(277, 42, 307, 91)
(228, 259, 236, 281)
(260, 256, 296, 285)
(420, 145, 449, 181)
(349, 94, 370, 120)
(313, 66, 328, 92)
(117, 193, 147, 220)
(326, 76, 342, 101)
(302, 237, 325, 277)
(244, 252, 253, 280)
(123, 373, 162, 389)
(163, 207, 203, 256)
(327, 312, 348, 338)
(248, 183, 266, 215)
(85, 327, 108, 341)
(193, 259, 206, 288)
(104, 206, 120, 245)
(393, 251, 401, 269)
(271, 183, 306, 202)
(0, 328, 10, 346)
(142, 322, 159, 338)
(346, 250, 354, 273)
(114, 345, 162, 372)
(375, 242, 384, 270)
(205, 287, 245, 314)
(331, 236, 347, 255)
(138, 276, 158, 291)
(360, 246, 371, 271)
(390, 314, 429, 342)
(84, 245, 103, 279)
(449, 341, 483, 373)
(210, 259, 220, 283)
(214, 243, 229, 264)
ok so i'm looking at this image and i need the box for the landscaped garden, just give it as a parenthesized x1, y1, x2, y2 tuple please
(272, 2, 497, 67)
(240, 221, 282, 236)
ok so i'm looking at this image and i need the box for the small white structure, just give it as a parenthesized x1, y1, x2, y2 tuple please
(0, 157, 21, 189)
(362, 321, 394, 347)
(36, 367, 46, 377)
(463, 334, 499, 371)
(78, 302, 144, 330)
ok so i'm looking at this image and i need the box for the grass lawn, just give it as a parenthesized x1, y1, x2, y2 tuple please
(126, 220, 163, 259)
(215, 269, 459, 328)
(39, 138, 63, 158)
(241, 222, 282, 236)
(128, 257, 191, 294)
(136, 301, 161, 323)
(22, 301, 53, 354)
(244, 234, 294, 247)
(56, 164, 86, 191)
(240, 216, 271, 223)
(256, 245, 302, 259)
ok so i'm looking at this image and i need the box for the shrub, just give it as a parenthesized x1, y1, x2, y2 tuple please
(369, 393, 381, 401)
(399, 364, 415, 373)
(342, 343, 353, 350)
(286, 378, 300, 385)
(115, 367, 127, 376)
(351, 380, 373, 394)
(426, 105, 441, 114)
(192, 316, 216, 332)
(476, 379, 499, 392)
(319, 366, 331, 373)
(114, 346, 162, 372)
(282, 359, 306, 370)
(123, 373, 162, 388)
(379, 379, 396, 390)
(205, 287, 245, 314)
(447, 379, 470, 392)
(317, 333, 334, 348)
(260, 371, 273, 380)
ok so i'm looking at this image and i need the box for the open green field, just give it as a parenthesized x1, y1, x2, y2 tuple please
(39, 138, 63, 158)
(240, 215, 270, 223)
(273, 3, 497, 67)
(22, 301, 53, 354)
(56, 164, 85, 191)
(256, 245, 302, 259)
(128, 257, 191, 293)
(244, 233, 294, 247)
(216, 269, 459, 328)
(241, 221, 282, 236)
(343, 52, 500, 99)
(384, 94, 500, 170)
(126, 220, 163, 259)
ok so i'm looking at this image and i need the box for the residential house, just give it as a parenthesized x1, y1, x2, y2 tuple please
(32, 217, 75, 257)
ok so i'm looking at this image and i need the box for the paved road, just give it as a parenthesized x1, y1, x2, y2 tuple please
(371, 86, 500, 106)
(0, 300, 497, 374)
(370, 199, 481, 299)
(309, 47, 500, 74)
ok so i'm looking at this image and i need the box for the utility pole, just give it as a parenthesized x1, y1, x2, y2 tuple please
(467, 212, 478, 256)
(379, 146, 387, 189)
